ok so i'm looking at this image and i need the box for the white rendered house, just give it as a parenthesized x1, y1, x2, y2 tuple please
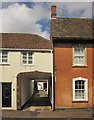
(0, 33, 52, 110)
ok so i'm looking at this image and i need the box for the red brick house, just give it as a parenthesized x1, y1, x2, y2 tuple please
(51, 5, 94, 110)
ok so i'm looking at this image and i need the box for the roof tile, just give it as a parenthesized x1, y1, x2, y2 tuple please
(0, 33, 51, 49)
(51, 18, 93, 40)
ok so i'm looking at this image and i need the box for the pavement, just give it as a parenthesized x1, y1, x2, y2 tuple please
(1, 108, 94, 120)
(1, 91, 94, 119)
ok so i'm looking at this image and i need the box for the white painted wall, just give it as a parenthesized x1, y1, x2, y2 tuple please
(0, 50, 51, 110)
(21, 79, 34, 106)
(21, 79, 30, 106)
(30, 80, 34, 96)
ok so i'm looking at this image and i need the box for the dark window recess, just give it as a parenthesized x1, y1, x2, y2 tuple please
(44, 83, 47, 91)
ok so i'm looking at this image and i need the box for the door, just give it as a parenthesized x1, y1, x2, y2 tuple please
(2, 83, 11, 107)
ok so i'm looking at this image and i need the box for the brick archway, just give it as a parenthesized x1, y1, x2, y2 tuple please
(17, 71, 52, 110)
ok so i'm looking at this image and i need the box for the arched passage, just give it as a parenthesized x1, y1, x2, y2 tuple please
(17, 71, 52, 110)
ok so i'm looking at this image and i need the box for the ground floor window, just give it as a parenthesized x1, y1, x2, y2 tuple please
(73, 77, 88, 101)
(2, 83, 12, 107)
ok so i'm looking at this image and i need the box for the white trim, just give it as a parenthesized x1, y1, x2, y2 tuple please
(72, 65, 88, 67)
(0, 63, 10, 65)
(51, 49, 54, 110)
(0, 48, 51, 52)
(73, 77, 88, 101)
(2, 107, 13, 110)
(47, 81, 48, 94)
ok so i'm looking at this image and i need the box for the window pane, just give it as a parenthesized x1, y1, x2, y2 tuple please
(22, 52, 27, 64)
(2, 59, 7, 63)
(82, 90, 85, 99)
(28, 52, 33, 64)
(28, 52, 32, 56)
(2, 52, 7, 56)
(80, 48, 84, 56)
(23, 60, 27, 64)
(23, 52, 27, 55)
(74, 49, 77, 55)
(82, 81, 84, 88)
(28, 56, 32, 59)
(75, 84, 78, 89)
(23, 56, 27, 59)
(23, 53, 26, 56)
(28, 60, 32, 64)
(75, 90, 79, 99)
(79, 83, 81, 89)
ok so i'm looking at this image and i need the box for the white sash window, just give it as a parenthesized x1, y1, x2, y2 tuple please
(0, 51, 8, 64)
(73, 45, 86, 66)
(22, 52, 34, 65)
(73, 77, 88, 101)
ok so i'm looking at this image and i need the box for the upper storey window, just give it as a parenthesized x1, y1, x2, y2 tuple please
(22, 52, 34, 65)
(0, 51, 8, 64)
(73, 45, 86, 66)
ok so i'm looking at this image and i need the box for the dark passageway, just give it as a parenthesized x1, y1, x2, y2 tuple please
(17, 71, 52, 110)
(22, 91, 52, 111)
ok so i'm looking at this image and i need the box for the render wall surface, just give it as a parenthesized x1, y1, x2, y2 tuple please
(21, 79, 34, 106)
(0, 50, 51, 110)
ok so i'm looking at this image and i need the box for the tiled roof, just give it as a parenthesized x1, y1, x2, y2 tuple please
(51, 17, 93, 40)
(0, 33, 51, 49)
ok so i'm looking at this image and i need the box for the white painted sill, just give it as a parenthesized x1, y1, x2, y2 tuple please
(22, 64, 35, 66)
(72, 64, 88, 68)
(73, 99, 88, 102)
(0, 63, 10, 66)
(2, 107, 12, 110)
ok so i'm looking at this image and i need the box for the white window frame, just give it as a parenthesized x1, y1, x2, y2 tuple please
(22, 52, 34, 65)
(73, 77, 88, 101)
(73, 44, 87, 66)
(0, 51, 8, 64)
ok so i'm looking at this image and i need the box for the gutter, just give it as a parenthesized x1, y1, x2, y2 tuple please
(52, 36, 93, 41)
(0, 48, 52, 52)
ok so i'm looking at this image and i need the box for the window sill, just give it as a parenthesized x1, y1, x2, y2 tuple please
(2, 107, 12, 110)
(0, 63, 10, 66)
(72, 65, 88, 68)
(73, 100, 88, 102)
(22, 64, 34, 66)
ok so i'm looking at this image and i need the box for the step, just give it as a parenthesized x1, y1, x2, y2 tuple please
(24, 106, 51, 112)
